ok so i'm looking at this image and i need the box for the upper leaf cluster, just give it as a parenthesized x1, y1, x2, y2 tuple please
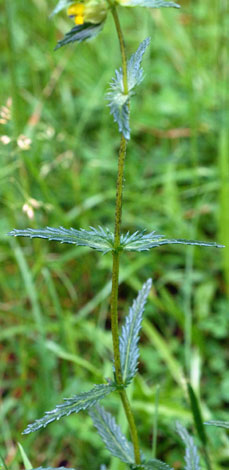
(51, 0, 180, 50)
(107, 38, 151, 139)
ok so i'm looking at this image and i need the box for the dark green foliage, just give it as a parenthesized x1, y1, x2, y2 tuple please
(89, 405, 135, 464)
(120, 278, 152, 385)
(31, 468, 76, 470)
(55, 23, 104, 50)
(187, 383, 207, 446)
(23, 384, 116, 435)
(176, 422, 200, 470)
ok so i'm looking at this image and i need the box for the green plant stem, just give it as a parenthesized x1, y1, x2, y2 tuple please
(110, 250, 123, 384)
(120, 390, 141, 463)
(110, 6, 128, 95)
(108, 4, 141, 465)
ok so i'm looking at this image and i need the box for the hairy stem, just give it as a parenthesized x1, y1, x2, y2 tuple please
(110, 6, 128, 95)
(120, 390, 141, 463)
(108, 4, 141, 464)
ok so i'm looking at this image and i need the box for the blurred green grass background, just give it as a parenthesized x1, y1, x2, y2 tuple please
(0, 0, 229, 469)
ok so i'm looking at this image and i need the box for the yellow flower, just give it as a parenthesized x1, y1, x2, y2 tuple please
(67, 3, 85, 25)
(67, 1, 108, 26)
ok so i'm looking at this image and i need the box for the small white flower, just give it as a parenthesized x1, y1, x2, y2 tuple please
(17, 135, 32, 150)
(0, 135, 11, 145)
(29, 198, 41, 209)
(22, 203, 34, 220)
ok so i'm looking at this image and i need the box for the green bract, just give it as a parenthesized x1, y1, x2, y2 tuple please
(55, 22, 104, 49)
(107, 38, 151, 139)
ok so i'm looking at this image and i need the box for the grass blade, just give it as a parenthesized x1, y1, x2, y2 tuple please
(187, 383, 207, 446)
(18, 442, 33, 470)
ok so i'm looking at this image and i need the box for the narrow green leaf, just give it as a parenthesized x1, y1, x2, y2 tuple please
(120, 278, 152, 385)
(50, 0, 72, 17)
(18, 443, 33, 470)
(143, 318, 185, 389)
(8, 226, 114, 254)
(124, 0, 180, 8)
(132, 458, 174, 469)
(107, 38, 151, 139)
(204, 420, 229, 429)
(0, 454, 9, 470)
(89, 405, 134, 463)
(121, 231, 224, 252)
(187, 383, 207, 446)
(55, 22, 104, 50)
(46, 340, 102, 378)
(176, 422, 200, 470)
(23, 384, 116, 435)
